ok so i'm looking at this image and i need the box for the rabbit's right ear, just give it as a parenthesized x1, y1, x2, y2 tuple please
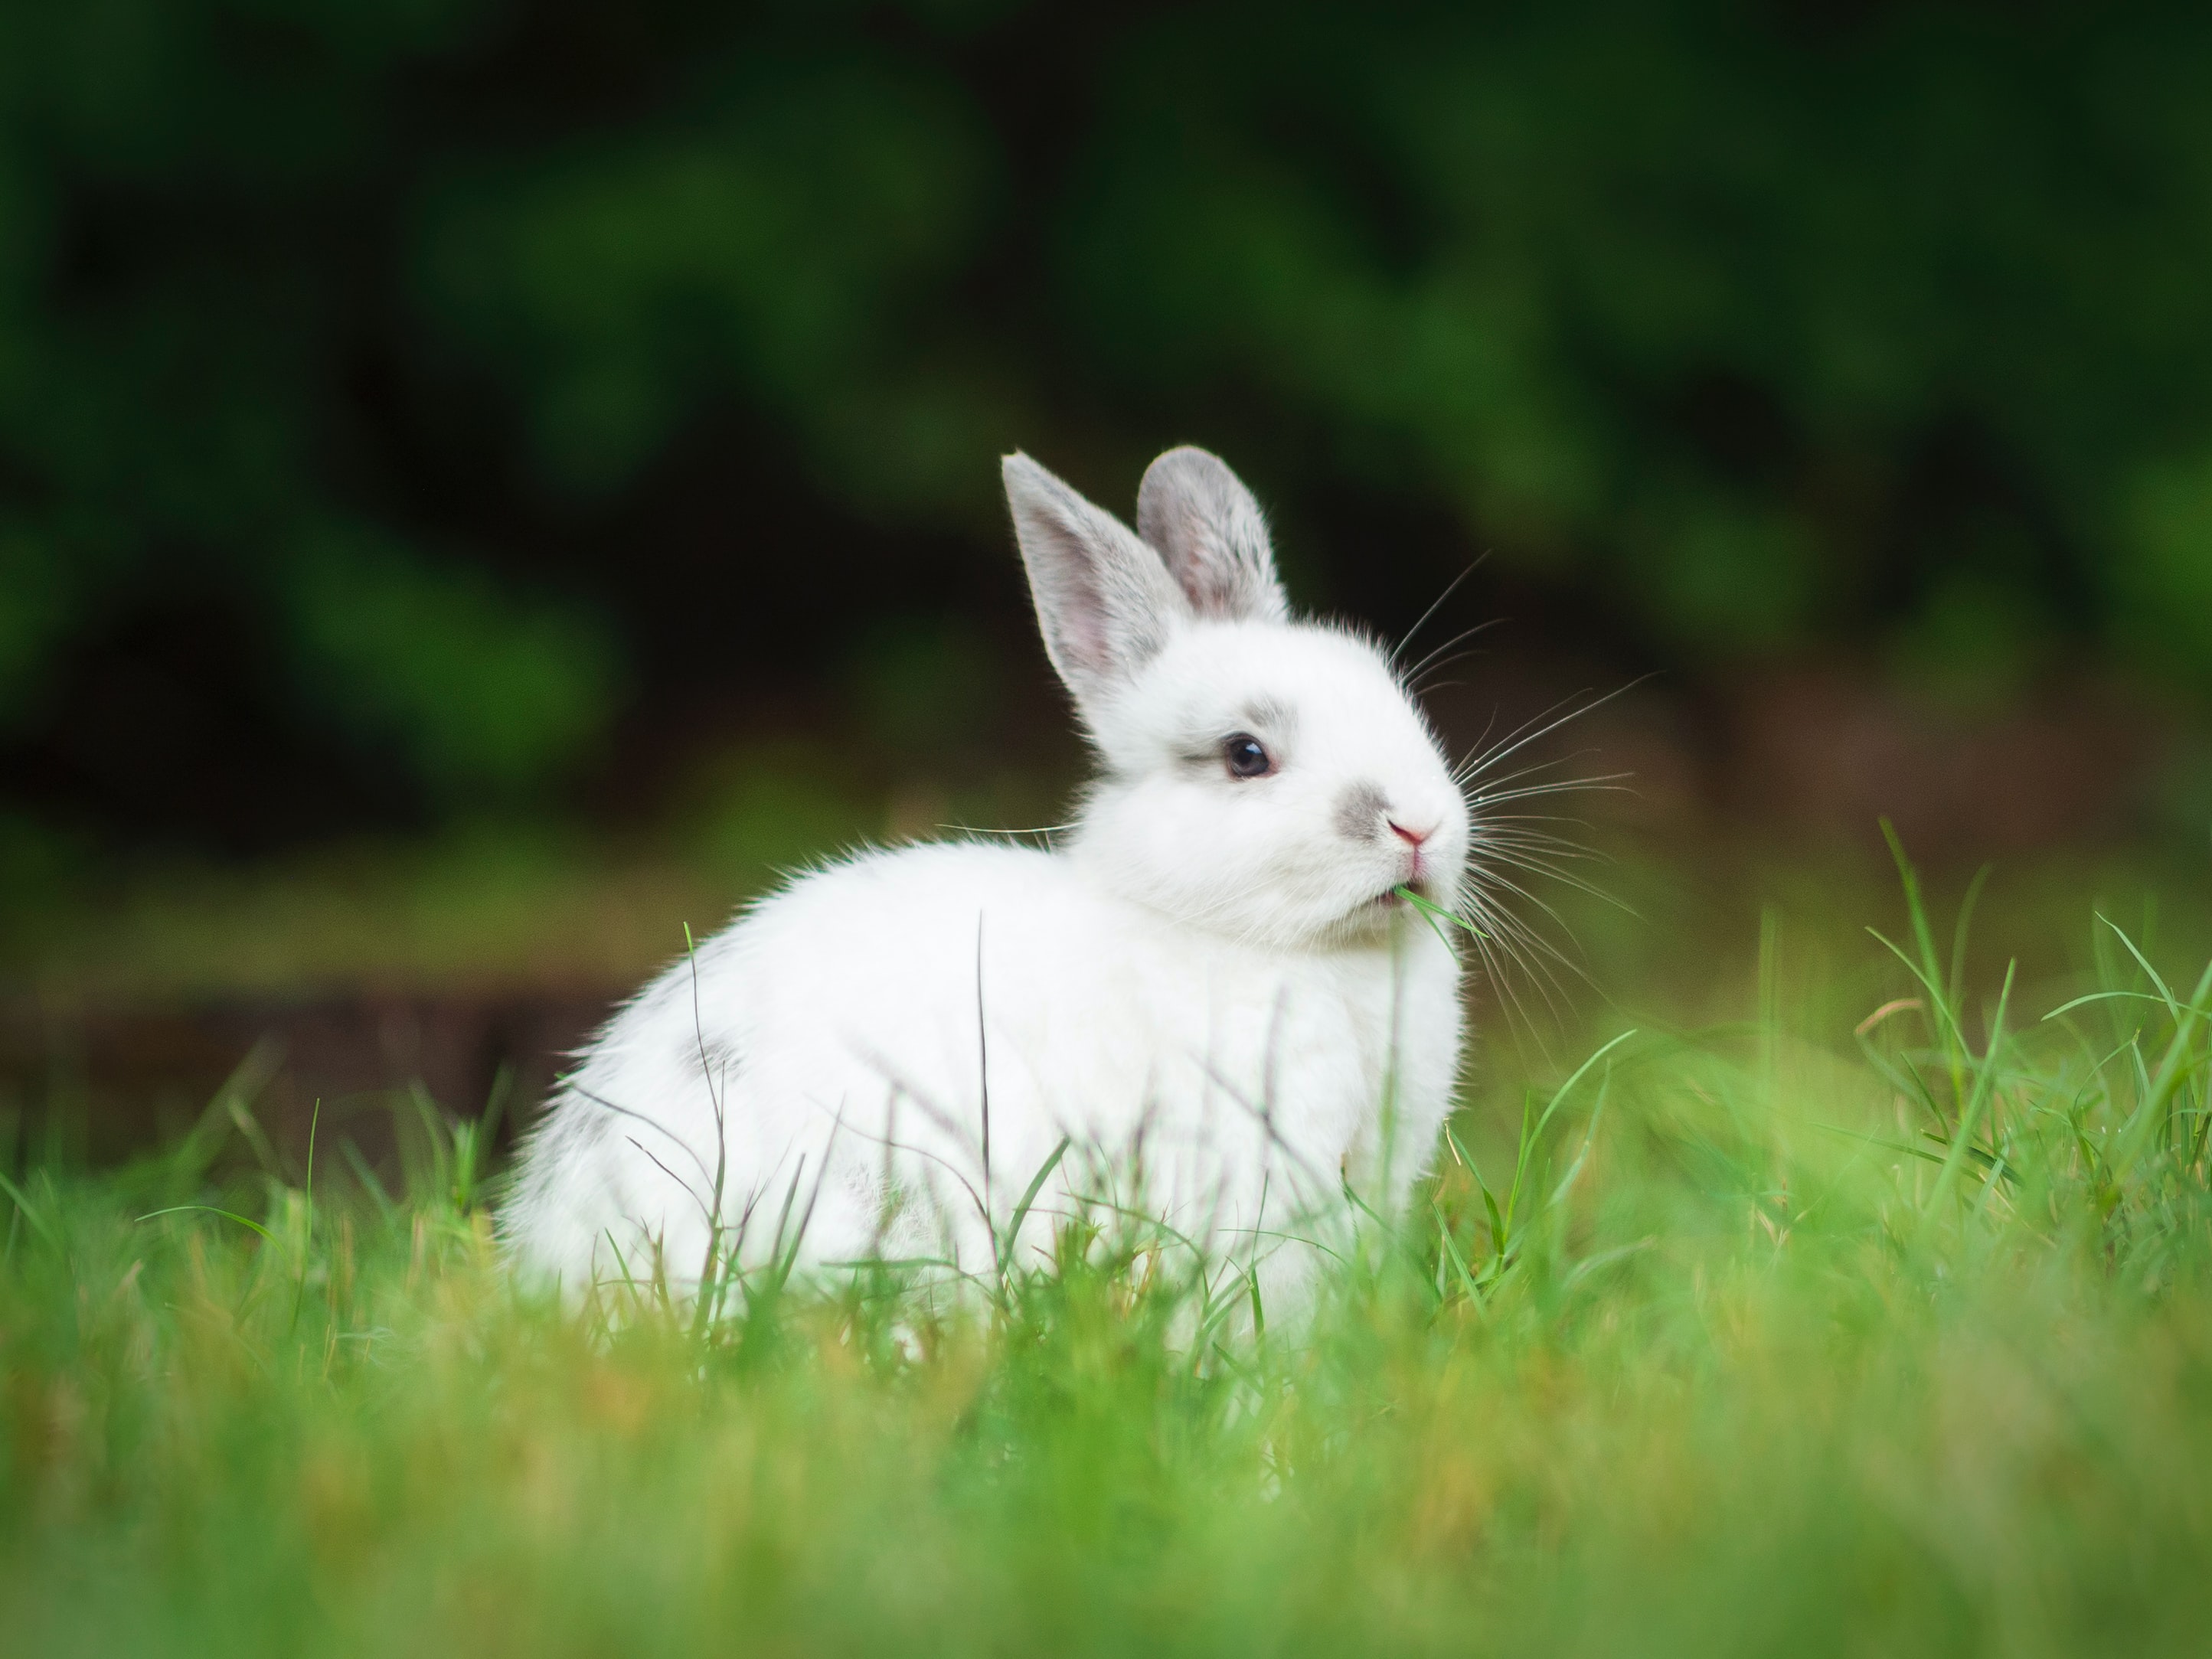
(1135, 446, 1289, 624)
(1003, 452, 1191, 715)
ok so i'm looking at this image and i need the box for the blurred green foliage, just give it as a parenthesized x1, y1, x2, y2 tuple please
(1, 1, 2209, 806)
(279, 525, 614, 796)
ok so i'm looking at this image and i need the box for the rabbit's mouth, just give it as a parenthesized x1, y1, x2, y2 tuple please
(1371, 879, 1428, 910)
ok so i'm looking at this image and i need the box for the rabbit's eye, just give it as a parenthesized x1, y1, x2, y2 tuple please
(1222, 733, 1274, 779)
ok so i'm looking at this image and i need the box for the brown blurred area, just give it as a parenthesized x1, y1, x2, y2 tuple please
(6, 643, 2201, 1173)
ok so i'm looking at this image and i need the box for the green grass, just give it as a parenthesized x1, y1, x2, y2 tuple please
(4, 846, 2211, 1657)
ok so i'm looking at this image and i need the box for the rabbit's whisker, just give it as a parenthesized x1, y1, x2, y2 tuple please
(1398, 616, 1508, 688)
(1455, 678, 1651, 786)
(1389, 557, 1487, 667)
(1469, 776, 1635, 808)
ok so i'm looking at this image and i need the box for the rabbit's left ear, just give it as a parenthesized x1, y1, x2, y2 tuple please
(1135, 446, 1289, 624)
(1003, 452, 1191, 716)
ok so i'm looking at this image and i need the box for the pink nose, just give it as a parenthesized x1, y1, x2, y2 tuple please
(1388, 820, 1434, 847)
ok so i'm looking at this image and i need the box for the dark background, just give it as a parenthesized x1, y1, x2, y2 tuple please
(2, 0, 2210, 1153)
(5, 0, 2211, 851)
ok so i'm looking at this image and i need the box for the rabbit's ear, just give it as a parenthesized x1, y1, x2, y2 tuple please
(1004, 452, 1191, 710)
(1135, 446, 1289, 624)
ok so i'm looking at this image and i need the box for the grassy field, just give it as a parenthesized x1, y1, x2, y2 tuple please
(3, 844, 2210, 1657)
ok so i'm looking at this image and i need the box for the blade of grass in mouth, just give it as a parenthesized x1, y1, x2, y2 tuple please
(1394, 885, 1489, 944)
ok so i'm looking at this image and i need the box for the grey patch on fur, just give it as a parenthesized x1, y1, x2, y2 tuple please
(1135, 446, 1290, 625)
(1240, 695, 1294, 735)
(688, 1036, 742, 1086)
(561, 1095, 619, 1153)
(1334, 782, 1389, 841)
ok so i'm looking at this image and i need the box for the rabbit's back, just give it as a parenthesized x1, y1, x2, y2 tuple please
(503, 839, 1460, 1293)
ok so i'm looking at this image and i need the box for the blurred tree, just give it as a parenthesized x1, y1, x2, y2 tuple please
(0, 0, 2207, 842)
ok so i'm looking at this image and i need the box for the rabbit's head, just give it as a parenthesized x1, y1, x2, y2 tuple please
(1005, 446, 1469, 951)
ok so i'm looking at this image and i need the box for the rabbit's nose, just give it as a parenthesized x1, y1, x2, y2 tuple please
(1389, 819, 1438, 880)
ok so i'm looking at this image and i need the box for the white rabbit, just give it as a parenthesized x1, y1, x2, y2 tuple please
(502, 446, 1472, 1313)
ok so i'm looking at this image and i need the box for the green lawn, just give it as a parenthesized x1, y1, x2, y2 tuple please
(3, 846, 2209, 1657)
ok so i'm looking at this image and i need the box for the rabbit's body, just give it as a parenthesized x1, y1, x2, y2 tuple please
(505, 448, 1475, 1305)
(503, 836, 1460, 1295)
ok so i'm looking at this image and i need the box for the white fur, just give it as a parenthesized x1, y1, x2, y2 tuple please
(502, 446, 1471, 1308)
